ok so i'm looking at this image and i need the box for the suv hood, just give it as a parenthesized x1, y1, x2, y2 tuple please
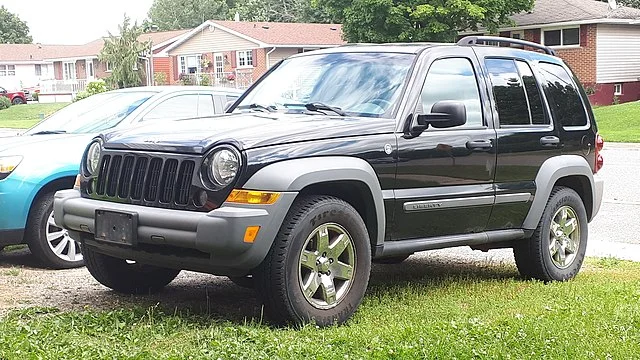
(103, 113, 396, 154)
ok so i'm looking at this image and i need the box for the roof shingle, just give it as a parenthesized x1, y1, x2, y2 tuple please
(211, 21, 345, 45)
(511, 0, 640, 27)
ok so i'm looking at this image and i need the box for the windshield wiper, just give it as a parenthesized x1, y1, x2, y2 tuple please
(304, 102, 346, 116)
(237, 103, 277, 113)
(31, 130, 67, 135)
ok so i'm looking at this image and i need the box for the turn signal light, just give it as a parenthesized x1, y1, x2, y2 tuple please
(595, 134, 604, 174)
(226, 189, 280, 205)
(74, 174, 81, 190)
(244, 226, 260, 243)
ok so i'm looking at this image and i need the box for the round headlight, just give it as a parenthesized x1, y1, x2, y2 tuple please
(209, 147, 240, 186)
(86, 141, 102, 175)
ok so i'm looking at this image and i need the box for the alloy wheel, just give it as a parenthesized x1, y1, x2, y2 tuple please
(46, 210, 83, 262)
(549, 206, 580, 269)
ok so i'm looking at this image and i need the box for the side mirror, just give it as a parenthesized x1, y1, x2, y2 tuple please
(411, 101, 467, 134)
(224, 100, 235, 112)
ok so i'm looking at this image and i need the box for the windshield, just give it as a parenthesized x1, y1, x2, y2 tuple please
(24, 91, 156, 135)
(235, 52, 415, 118)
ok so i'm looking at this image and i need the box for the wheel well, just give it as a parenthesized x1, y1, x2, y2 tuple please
(299, 181, 378, 250)
(554, 175, 593, 220)
(28, 177, 77, 215)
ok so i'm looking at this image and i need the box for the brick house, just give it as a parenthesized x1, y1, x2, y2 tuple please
(0, 29, 190, 99)
(160, 21, 345, 88)
(462, 0, 640, 105)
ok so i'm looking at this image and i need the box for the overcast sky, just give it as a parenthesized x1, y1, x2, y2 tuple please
(0, 0, 154, 44)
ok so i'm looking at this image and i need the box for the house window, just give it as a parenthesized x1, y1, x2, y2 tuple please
(63, 62, 76, 80)
(236, 50, 253, 68)
(179, 55, 202, 74)
(87, 60, 94, 77)
(35, 64, 42, 76)
(0, 65, 16, 76)
(105, 62, 112, 72)
(614, 84, 623, 96)
(511, 31, 524, 40)
(543, 27, 580, 47)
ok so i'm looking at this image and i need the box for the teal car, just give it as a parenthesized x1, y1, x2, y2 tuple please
(0, 86, 242, 268)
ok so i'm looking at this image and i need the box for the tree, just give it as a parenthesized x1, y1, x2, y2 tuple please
(99, 16, 150, 89)
(0, 6, 32, 44)
(317, 0, 534, 43)
(148, 0, 229, 30)
(600, 0, 640, 8)
(231, 0, 336, 23)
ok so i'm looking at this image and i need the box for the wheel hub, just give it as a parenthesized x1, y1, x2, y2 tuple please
(316, 254, 332, 274)
(549, 205, 580, 269)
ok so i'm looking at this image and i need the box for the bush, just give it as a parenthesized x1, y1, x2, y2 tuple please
(0, 96, 11, 110)
(73, 91, 90, 102)
(154, 72, 167, 86)
(86, 80, 108, 95)
(32, 92, 39, 102)
(199, 74, 211, 86)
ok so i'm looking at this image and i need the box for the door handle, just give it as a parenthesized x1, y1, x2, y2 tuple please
(540, 136, 560, 147)
(466, 139, 493, 151)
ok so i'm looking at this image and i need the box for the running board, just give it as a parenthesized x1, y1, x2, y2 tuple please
(378, 229, 526, 257)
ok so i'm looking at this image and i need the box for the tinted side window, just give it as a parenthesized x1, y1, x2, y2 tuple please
(485, 59, 530, 126)
(198, 94, 215, 117)
(420, 58, 483, 127)
(538, 62, 588, 127)
(516, 61, 547, 125)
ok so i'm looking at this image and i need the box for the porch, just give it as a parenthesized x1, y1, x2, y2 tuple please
(37, 79, 88, 103)
(178, 70, 254, 89)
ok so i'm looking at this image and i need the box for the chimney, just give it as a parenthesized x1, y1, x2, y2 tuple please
(608, 0, 618, 10)
(234, 12, 240, 22)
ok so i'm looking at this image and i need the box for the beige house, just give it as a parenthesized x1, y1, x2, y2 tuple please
(161, 20, 345, 88)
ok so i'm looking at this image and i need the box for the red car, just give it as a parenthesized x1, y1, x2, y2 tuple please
(0, 86, 27, 105)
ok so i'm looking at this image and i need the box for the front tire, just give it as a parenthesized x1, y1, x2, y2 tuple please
(26, 192, 84, 269)
(254, 195, 371, 327)
(514, 187, 588, 282)
(12, 97, 25, 105)
(84, 246, 180, 294)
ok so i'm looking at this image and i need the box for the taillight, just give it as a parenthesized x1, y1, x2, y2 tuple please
(594, 134, 604, 173)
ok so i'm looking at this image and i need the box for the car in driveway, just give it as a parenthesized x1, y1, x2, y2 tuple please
(0, 86, 242, 268)
(54, 37, 604, 326)
(0, 86, 27, 105)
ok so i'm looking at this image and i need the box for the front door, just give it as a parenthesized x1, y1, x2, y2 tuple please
(86, 59, 95, 81)
(214, 53, 224, 84)
(392, 48, 497, 240)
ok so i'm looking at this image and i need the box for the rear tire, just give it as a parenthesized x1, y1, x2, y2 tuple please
(26, 192, 84, 269)
(513, 187, 588, 282)
(84, 246, 180, 294)
(254, 195, 371, 327)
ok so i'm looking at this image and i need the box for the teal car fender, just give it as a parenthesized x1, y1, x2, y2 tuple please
(0, 134, 93, 230)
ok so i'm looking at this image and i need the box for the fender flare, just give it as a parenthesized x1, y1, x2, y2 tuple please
(243, 156, 386, 246)
(523, 155, 596, 230)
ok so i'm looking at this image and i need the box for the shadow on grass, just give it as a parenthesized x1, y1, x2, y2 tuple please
(3, 249, 520, 325)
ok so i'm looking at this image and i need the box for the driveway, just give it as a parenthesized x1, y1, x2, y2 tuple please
(589, 143, 640, 245)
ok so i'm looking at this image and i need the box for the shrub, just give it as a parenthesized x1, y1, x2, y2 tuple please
(86, 80, 108, 95)
(199, 74, 211, 86)
(0, 96, 11, 110)
(154, 72, 167, 86)
(73, 91, 91, 102)
(32, 92, 39, 102)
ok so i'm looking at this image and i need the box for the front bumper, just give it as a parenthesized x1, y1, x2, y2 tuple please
(54, 189, 297, 275)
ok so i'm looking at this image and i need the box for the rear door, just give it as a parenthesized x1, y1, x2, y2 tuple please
(474, 50, 562, 230)
(392, 47, 497, 240)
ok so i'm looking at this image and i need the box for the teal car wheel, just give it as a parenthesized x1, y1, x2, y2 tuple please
(26, 192, 84, 269)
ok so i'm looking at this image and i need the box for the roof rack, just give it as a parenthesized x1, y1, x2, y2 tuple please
(456, 36, 557, 56)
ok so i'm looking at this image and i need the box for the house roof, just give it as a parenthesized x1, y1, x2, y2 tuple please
(210, 21, 344, 46)
(511, 0, 640, 27)
(0, 29, 192, 62)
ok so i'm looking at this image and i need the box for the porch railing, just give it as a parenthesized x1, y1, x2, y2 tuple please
(40, 79, 88, 94)
(179, 71, 254, 89)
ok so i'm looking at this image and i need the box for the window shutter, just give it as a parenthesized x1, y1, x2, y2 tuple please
(230, 51, 237, 69)
(251, 49, 258, 67)
(173, 56, 179, 83)
(579, 25, 588, 46)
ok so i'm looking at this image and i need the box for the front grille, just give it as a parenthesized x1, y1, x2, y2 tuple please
(94, 153, 196, 206)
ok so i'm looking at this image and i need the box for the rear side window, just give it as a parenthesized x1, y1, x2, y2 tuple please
(538, 62, 588, 127)
(485, 58, 548, 126)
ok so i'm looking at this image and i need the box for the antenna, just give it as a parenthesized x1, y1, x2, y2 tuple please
(234, 12, 240, 22)
(608, 0, 618, 10)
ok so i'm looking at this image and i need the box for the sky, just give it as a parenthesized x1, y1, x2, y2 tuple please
(0, 0, 154, 44)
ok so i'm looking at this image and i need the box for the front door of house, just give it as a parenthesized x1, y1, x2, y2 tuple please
(86, 59, 95, 81)
(214, 53, 224, 84)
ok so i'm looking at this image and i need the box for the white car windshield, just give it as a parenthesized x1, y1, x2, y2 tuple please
(235, 52, 415, 118)
(24, 91, 156, 135)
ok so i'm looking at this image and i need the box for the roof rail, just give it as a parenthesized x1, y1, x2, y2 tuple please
(456, 36, 557, 56)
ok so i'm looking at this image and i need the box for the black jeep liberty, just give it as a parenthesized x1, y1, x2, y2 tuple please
(54, 36, 604, 326)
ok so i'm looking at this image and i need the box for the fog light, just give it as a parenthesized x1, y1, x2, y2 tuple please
(226, 190, 280, 205)
(244, 226, 260, 243)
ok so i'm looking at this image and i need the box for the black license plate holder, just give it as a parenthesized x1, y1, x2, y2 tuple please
(95, 209, 138, 246)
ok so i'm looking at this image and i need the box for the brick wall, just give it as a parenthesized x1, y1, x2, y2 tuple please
(522, 25, 597, 83)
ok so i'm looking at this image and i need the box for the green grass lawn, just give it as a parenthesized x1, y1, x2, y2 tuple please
(592, 101, 640, 143)
(0, 103, 69, 129)
(1, 258, 639, 359)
